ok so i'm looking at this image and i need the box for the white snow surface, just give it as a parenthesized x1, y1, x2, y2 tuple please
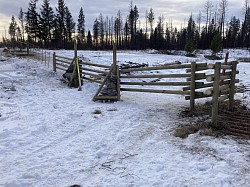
(0, 49, 250, 187)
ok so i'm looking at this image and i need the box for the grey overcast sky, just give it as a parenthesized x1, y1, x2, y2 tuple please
(0, 0, 245, 37)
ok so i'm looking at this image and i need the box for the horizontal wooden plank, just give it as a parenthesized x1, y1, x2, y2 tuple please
(120, 64, 192, 73)
(218, 95, 229, 102)
(56, 63, 69, 68)
(186, 73, 207, 81)
(183, 79, 239, 91)
(81, 71, 104, 79)
(120, 81, 190, 86)
(79, 61, 111, 69)
(56, 55, 74, 61)
(207, 64, 232, 70)
(82, 77, 102, 84)
(81, 67, 108, 74)
(93, 95, 118, 101)
(204, 84, 229, 95)
(185, 93, 213, 100)
(55, 58, 72, 64)
(120, 73, 191, 79)
(56, 66, 67, 71)
(206, 75, 231, 82)
(186, 67, 209, 73)
(226, 61, 239, 65)
(120, 88, 190, 95)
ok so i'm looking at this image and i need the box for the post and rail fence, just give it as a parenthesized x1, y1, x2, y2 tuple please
(51, 46, 239, 127)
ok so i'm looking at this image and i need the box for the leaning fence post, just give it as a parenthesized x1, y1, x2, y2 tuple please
(228, 61, 237, 111)
(211, 62, 221, 127)
(53, 52, 56, 72)
(190, 61, 196, 111)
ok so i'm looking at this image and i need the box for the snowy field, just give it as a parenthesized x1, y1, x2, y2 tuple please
(0, 49, 250, 187)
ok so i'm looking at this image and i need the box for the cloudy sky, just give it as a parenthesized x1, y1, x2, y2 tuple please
(0, 0, 245, 38)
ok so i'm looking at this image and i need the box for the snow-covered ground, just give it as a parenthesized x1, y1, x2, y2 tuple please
(0, 49, 250, 187)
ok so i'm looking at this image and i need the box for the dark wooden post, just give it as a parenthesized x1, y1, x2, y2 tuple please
(74, 39, 77, 60)
(117, 65, 121, 101)
(211, 62, 221, 127)
(229, 61, 237, 111)
(190, 62, 196, 111)
(76, 57, 82, 91)
(113, 44, 117, 71)
(27, 41, 29, 55)
(53, 52, 56, 72)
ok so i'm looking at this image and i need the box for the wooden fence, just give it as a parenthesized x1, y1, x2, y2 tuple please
(52, 48, 239, 127)
(8, 41, 52, 68)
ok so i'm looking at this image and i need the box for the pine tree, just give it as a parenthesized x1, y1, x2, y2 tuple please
(98, 13, 104, 48)
(211, 33, 222, 55)
(93, 18, 99, 49)
(186, 14, 196, 41)
(86, 30, 92, 49)
(226, 16, 240, 48)
(39, 0, 54, 47)
(18, 8, 25, 41)
(147, 8, 154, 35)
(9, 16, 17, 41)
(64, 6, 75, 47)
(25, 0, 39, 42)
(54, 0, 66, 47)
(114, 10, 123, 47)
(77, 7, 85, 44)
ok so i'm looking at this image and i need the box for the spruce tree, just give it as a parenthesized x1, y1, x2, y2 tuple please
(77, 7, 85, 44)
(25, 0, 39, 42)
(39, 0, 54, 47)
(9, 16, 17, 41)
(64, 6, 75, 47)
(55, 0, 66, 47)
(211, 33, 222, 56)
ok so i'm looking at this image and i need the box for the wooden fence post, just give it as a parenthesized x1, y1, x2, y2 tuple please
(228, 61, 237, 111)
(45, 52, 47, 66)
(74, 39, 77, 60)
(76, 57, 82, 91)
(27, 41, 29, 55)
(53, 52, 56, 72)
(113, 44, 117, 72)
(190, 62, 196, 111)
(117, 65, 121, 101)
(211, 62, 221, 127)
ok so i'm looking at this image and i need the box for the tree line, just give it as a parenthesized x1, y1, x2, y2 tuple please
(3, 0, 250, 52)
